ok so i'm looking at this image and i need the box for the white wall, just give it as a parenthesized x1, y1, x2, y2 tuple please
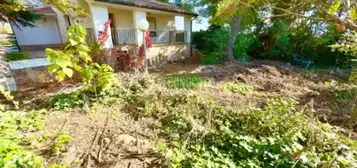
(89, 4, 113, 48)
(13, 16, 62, 45)
(133, 11, 147, 46)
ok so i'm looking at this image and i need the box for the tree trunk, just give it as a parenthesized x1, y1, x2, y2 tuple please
(227, 15, 242, 62)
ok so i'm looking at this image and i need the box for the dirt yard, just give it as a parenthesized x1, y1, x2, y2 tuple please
(13, 59, 357, 167)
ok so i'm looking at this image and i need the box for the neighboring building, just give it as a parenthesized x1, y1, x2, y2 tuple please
(11, 0, 197, 63)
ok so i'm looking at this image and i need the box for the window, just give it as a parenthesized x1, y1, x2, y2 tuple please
(147, 17, 157, 37)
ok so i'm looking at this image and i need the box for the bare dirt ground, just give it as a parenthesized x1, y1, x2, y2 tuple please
(13, 59, 357, 167)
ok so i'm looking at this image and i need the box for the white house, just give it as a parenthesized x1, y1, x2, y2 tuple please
(12, 0, 197, 62)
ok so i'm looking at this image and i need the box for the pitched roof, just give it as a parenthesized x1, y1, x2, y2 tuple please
(33, 6, 56, 15)
(95, 0, 197, 16)
(22, 0, 56, 15)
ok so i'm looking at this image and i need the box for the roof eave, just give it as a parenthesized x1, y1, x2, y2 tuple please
(94, 0, 198, 16)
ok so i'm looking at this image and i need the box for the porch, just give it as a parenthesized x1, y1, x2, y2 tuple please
(78, 1, 193, 48)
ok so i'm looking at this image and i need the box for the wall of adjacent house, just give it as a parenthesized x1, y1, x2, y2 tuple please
(147, 13, 176, 30)
(13, 16, 62, 45)
(108, 8, 134, 29)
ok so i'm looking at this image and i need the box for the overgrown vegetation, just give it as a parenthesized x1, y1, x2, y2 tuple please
(107, 76, 357, 167)
(160, 98, 357, 167)
(4, 0, 357, 167)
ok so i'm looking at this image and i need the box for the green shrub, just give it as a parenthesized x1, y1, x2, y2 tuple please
(4, 52, 29, 61)
(192, 26, 229, 64)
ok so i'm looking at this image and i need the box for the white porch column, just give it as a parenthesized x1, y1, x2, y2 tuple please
(133, 11, 147, 46)
(184, 16, 192, 43)
(88, 4, 113, 48)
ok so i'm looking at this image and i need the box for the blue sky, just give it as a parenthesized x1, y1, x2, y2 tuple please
(175, 16, 209, 31)
(193, 18, 209, 31)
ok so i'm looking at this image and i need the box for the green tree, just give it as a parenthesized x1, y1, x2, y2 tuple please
(189, 0, 357, 61)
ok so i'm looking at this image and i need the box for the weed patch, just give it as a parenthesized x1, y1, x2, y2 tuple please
(50, 92, 83, 110)
(0, 109, 45, 167)
(51, 132, 72, 155)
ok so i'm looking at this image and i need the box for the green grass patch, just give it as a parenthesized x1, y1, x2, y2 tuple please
(164, 74, 210, 89)
(220, 81, 254, 95)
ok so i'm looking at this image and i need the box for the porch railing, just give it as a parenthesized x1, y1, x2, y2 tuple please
(112, 29, 187, 45)
(111, 28, 137, 45)
(85, 28, 188, 45)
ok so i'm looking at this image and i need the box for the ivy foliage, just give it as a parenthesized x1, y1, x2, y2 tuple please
(46, 24, 119, 92)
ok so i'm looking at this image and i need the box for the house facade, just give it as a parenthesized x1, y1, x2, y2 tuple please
(12, 0, 197, 64)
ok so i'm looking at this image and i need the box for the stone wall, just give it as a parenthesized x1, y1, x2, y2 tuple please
(147, 43, 190, 65)
(9, 58, 53, 85)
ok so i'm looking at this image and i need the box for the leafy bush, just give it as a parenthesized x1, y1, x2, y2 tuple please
(4, 52, 29, 61)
